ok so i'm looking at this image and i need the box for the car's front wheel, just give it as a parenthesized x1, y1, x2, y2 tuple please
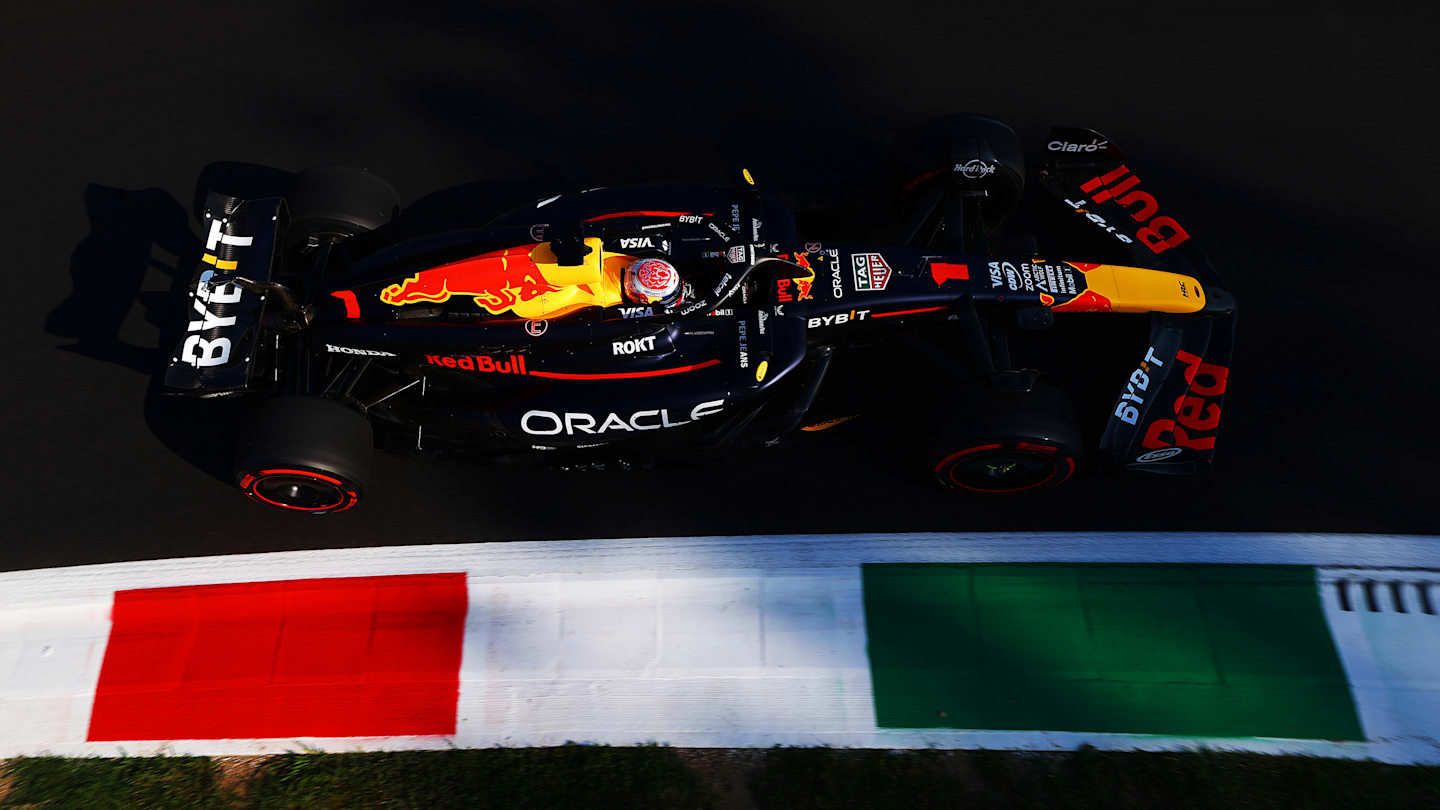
(929, 380, 1081, 495)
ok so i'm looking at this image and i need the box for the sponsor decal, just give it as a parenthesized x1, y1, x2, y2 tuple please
(709, 221, 732, 242)
(619, 236, 654, 249)
(1028, 262, 1079, 295)
(707, 308, 735, 317)
(984, 259, 1031, 291)
(179, 215, 258, 368)
(1048, 138, 1109, 152)
(677, 214, 704, 224)
(181, 271, 242, 368)
(619, 305, 654, 318)
(1136, 447, 1184, 463)
(1061, 197, 1136, 247)
(712, 271, 735, 298)
(805, 241, 822, 252)
(521, 399, 726, 436)
(754, 359, 768, 382)
(737, 317, 749, 368)
(613, 335, 658, 355)
(725, 245, 746, 263)
(529, 223, 547, 240)
(730, 204, 741, 231)
(1140, 348, 1228, 452)
(955, 159, 996, 179)
(851, 253, 892, 292)
(756, 308, 768, 335)
(525, 319, 548, 337)
(806, 309, 871, 328)
(425, 353, 528, 375)
(1076, 165, 1190, 255)
(326, 344, 396, 357)
(1113, 346, 1164, 426)
(751, 217, 762, 242)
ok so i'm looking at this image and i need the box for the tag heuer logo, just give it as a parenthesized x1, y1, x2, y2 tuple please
(852, 253, 892, 291)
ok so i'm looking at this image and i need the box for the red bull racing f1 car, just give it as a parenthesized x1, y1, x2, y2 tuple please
(166, 115, 1236, 514)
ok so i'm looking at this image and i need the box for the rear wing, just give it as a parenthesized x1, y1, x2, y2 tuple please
(164, 193, 287, 394)
(1039, 126, 1237, 474)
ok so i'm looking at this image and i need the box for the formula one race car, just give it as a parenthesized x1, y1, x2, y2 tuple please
(166, 114, 1235, 513)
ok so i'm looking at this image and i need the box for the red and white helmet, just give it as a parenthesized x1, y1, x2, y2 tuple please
(623, 258, 683, 307)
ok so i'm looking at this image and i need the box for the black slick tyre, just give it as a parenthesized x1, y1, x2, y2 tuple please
(889, 113, 1026, 230)
(284, 165, 400, 255)
(236, 396, 374, 514)
(930, 381, 1082, 495)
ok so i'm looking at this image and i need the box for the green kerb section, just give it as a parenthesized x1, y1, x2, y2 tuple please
(862, 564, 1363, 740)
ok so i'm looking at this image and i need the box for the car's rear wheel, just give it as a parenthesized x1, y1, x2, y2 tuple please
(929, 380, 1081, 495)
(284, 165, 400, 259)
(236, 396, 373, 514)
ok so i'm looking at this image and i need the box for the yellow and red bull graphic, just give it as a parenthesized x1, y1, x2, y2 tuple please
(775, 250, 816, 302)
(379, 239, 630, 320)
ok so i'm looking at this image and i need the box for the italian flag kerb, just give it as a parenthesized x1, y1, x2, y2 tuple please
(86, 573, 467, 741)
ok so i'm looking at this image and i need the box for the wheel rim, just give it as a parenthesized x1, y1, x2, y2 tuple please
(936, 444, 1073, 494)
(245, 468, 356, 513)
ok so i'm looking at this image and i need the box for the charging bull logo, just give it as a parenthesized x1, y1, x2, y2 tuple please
(775, 251, 815, 302)
(380, 244, 563, 315)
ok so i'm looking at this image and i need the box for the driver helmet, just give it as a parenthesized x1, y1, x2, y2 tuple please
(622, 258, 683, 307)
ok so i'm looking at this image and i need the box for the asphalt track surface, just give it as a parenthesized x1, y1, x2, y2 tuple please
(3, 2, 1438, 573)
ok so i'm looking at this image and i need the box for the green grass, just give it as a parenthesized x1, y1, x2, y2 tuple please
(246, 744, 706, 810)
(751, 746, 1440, 810)
(3, 746, 1438, 810)
(1, 755, 224, 809)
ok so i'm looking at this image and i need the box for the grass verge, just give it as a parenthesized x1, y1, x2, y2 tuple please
(2, 745, 1438, 809)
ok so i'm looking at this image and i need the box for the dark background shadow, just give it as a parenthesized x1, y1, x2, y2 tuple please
(4, 0, 1437, 570)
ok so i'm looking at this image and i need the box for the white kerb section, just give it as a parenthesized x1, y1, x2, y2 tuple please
(0, 533, 1438, 759)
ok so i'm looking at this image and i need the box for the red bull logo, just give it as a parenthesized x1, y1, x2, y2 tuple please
(775, 251, 816, 302)
(424, 354, 528, 375)
(380, 244, 561, 315)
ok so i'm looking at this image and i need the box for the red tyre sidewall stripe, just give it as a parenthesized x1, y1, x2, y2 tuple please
(244, 468, 358, 513)
(936, 442, 1076, 494)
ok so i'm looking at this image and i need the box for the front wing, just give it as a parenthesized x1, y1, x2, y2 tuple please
(1040, 125, 1237, 474)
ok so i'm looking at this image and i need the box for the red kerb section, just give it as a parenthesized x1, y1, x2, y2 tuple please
(87, 573, 468, 741)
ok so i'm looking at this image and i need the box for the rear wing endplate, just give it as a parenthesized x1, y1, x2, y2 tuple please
(163, 193, 286, 394)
